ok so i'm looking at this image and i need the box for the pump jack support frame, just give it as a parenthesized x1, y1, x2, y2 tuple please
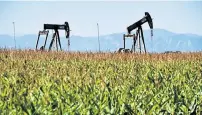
(134, 26, 146, 53)
(36, 30, 49, 51)
(48, 29, 63, 51)
(122, 26, 146, 53)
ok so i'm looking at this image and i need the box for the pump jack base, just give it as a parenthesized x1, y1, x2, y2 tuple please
(117, 48, 132, 53)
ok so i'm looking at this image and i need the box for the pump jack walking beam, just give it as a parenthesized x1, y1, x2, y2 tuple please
(127, 12, 153, 35)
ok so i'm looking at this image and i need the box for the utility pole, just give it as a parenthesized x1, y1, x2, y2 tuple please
(13, 22, 16, 49)
(97, 23, 100, 52)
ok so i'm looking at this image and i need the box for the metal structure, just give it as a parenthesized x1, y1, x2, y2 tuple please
(97, 23, 101, 52)
(119, 12, 153, 53)
(13, 22, 16, 49)
(36, 22, 70, 51)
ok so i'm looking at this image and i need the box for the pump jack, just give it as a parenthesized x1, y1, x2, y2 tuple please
(36, 22, 70, 51)
(118, 12, 153, 53)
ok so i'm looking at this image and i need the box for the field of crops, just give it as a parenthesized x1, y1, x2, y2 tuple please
(0, 50, 202, 114)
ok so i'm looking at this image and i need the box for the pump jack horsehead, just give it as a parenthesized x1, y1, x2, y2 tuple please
(36, 22, 70, 51)
(118, 12, 153, 53)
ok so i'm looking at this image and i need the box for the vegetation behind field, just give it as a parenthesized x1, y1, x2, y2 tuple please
(0, 50, 202, 114)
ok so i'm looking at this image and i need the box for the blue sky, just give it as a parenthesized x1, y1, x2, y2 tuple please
(0, 1, 202, 37)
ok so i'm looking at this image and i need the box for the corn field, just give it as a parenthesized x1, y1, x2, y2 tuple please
(0, 50, 202, 114)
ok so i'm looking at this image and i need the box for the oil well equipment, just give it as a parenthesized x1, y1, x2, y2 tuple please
(36, 21, 70, 51)
(118, 12, 153, 53)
